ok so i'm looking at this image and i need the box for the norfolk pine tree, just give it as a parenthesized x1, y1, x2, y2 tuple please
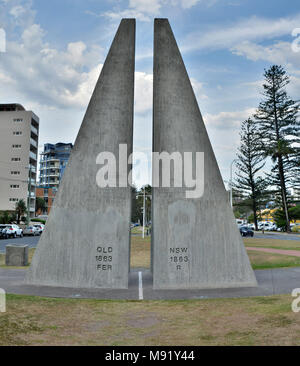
(234, 118, 268, 231)
(254, 65, 300, 232)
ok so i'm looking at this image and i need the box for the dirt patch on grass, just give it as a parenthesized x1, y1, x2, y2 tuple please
(126, 311, 160, 328)
(1, 294, 299, 346)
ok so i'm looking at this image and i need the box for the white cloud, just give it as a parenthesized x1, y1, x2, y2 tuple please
(191, 78, 208, 100)
(129, 0, 161, 14)
(231, 40, 300, 99)
(176, 0, 218, 8)
(0, 20, 157, 115)
(102, 0, 162, 22)
(204, 108, 256, 130)
(232, 40, 300, 69)
(0, 23, 103, 109)
(101, 0, 216, 22)
(202, 107, 259, 181)
(134, 71, 153, 113)
(10, 5, 26, 18)
(182, 13, 300, 52)
(1, 0, 36, 29)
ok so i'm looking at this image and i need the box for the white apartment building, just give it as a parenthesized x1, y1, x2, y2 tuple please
(0, 104, 39, 218)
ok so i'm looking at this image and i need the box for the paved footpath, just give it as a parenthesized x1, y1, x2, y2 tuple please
(247, 247, 300, 257)
(1, 267, 300, 300)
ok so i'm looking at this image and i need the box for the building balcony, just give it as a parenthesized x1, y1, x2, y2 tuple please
(29, 151, 37, 161)
(40, 181, 59, 186)
(31, 125, 38, 136)
(40, 158, 60, 164)
(30, 138, 37, 148)
(40, 165, 60, 171)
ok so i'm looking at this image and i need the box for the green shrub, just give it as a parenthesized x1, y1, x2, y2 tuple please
(31, 218, 46, 225)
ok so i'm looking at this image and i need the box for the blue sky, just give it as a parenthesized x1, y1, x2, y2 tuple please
(0, 0, 300, 187)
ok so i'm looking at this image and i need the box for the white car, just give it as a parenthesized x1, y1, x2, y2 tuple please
(33, 224, 45, 234)
(3, 224, 23, 238)
(23, 226, 39, 236)
(259, 222, 273, 231)
(236, 219, 245, 228)
(266, 223, 277, 231)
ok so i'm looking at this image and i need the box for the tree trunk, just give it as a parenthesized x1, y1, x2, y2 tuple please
(278, 156, 291, 232)
(271, 76, 291, 232)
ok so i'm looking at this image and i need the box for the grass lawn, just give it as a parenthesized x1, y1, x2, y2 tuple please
(130, 236, 151, 268)
(1, 236, 300, 346)
(248, 251, 300, 269)
(244, 238, 300, 251)
(131, 226, 150, 235)
(0, 293, 299, 346)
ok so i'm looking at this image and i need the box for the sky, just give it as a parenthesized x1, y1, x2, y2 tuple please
(0, 0, 300, 188)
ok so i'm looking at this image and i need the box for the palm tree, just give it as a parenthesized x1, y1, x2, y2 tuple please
(15, 199, 27, 224)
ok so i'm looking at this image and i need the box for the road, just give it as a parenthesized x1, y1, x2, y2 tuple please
(0, 235, 40, 253)
(254, 233, 300, 241)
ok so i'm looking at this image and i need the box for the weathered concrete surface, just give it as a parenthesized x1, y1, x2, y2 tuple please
(6, 245, 28, 266)
(25, 19, 135, 289)
(152, 19, 257, 289)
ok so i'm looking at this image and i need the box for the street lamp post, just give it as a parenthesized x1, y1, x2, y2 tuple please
(230, 159, 238, 208)
(26, 165, 32, 225)
(136, 189, 152, 239)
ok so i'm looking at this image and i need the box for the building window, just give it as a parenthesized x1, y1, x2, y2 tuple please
(11, 171, 20, 175)
(13, 118, 23, 122)
(11, 158, 21, 162)
(13, 131, 22, 136)
(12, 144, 22, 148)
(10, 185, 20, 189)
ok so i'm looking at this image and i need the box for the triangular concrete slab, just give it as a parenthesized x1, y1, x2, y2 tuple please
(152, 19, 257, 289)
(26, 19, 136, 289)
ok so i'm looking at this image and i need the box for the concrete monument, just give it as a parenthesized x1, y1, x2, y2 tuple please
(26, 19, 135, 289)
(152, 19, 257, 289)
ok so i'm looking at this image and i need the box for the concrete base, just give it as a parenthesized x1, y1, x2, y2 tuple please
(0, 267, 299, 300)
(5, 245, 28, 266)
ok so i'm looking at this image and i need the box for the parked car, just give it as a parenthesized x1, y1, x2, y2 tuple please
(248, 223, 255, 230)
(266, 223, 277, 231)
(23, 226, 39, 236)
(240, 226, 254, 237)
(236, 219, 245, 228)
(2, 224, 23, 238)
(0, 225, 9, 239)
(33, 224, 44, 234)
